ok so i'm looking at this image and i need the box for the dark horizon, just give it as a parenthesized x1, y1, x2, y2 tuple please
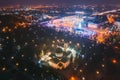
(0, 0, 120, 7)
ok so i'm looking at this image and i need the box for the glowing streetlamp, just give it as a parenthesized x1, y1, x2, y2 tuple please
(112, 59, 117, 64)
(69, 76, 76, 80)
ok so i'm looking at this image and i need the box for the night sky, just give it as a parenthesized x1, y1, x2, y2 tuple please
(0, 0, 120, 7)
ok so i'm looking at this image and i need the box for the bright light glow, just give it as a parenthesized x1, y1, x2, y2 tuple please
(80, 69, 83, 73)
(69, 76, 76, 80)
(102, 64, 105, 68)
(2, 67, 6, 71)
(112, 59, 117, 64)
(16, 63, 19, 66)
(24, 68, 27, 71)
(82, 77, 85, 80)
(41, 15, 114, 44)
(38, 40, 81, 69)
(96, 71, 100, 75)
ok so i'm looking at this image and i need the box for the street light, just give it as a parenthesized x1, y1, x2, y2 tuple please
(69, 76, 76, 80)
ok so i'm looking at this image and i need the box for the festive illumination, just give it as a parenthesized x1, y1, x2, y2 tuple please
(38, 40, 81, 69)
(107, 15, 115, 24)
(41, 15, 115, 44)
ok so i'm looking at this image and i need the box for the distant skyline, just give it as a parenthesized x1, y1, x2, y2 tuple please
(0, 0, 120, 7)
